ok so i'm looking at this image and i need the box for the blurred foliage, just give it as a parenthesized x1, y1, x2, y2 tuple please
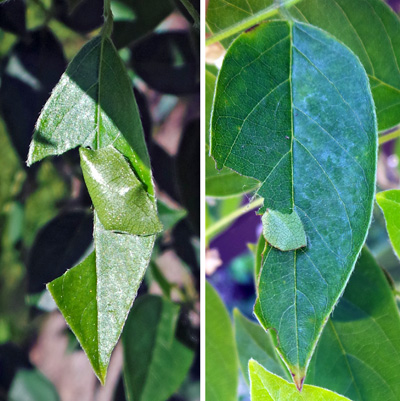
(0, 0, 199, 398)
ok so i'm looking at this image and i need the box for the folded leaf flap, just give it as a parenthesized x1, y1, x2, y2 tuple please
(80, 146, 162, 236)
(262, 209, 306, 251)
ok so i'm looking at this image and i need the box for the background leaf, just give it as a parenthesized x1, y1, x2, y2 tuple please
(376, 190, 400, 259)
(287, 0, 400, 132)
(234, 309, 289, 384)
(111, 0, 173, 49)
(212, 20, 377, 385)
(249, 360, 351, 401)
(206, 282, 238, 401)
(306, 248, 400, 401)
(8, 369, 59, 401)
(122, 295, 194, 401)
(129, 31, 199, 95)
(27, 210, 93, 295)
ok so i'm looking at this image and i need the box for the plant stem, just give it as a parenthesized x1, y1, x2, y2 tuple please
(205, 0, 301, 46)
(206, 197, 263, 244)
(379, 127, 400, 145)
(179, 0, 200, 29)
(101, 0, 113, 38)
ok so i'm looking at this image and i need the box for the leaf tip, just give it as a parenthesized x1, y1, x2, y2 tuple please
(290, 367, 306, 392)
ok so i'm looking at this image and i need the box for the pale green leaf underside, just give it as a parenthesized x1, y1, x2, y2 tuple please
(306, 248, 400, 401)
(249, 360, 351, 400)
(80, 146, 162, 235)
(287, 0, 400, 131)
(206, 282, 238, 401)
(122, 296, 194, 401)
(262, 209, 306, 251)
(376, 190, 400, 259)
(212, 20, 377, 384)
(27, 35, 154, 195)
(48, 214, 155, 383)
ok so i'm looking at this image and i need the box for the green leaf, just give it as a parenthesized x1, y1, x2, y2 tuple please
(27, 35, 153, 196)
(9, 369, 60, 401)
(212, 21, 377, 386)
(249, 360, 351, 401)
(206, 282, 238, 401)
(122, 295, 194, 401)
(262, 209, 306, 251)
(48, 214, 155, 384)
(376, 190, 400, 259)
(287, 0, 400, 132)
(306, 248, 400, 400)
(205, 67, 259, 197)
(234, 309, 289, 384)
(80, 146, 162, 235)
(157, 200, 187, 232)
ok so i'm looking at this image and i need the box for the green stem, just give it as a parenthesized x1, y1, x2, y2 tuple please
(101, 0, 113, 38)
(179, 0, 200, 28)
(378, 127, 400, 145)
(205, 0, 301, 46)
(206, 197, 263, 244)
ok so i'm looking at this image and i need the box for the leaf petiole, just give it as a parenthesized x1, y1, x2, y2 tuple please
(378, 127, 400, 145)
(205, 0, 301, 46)
(205, 197, 263, 245)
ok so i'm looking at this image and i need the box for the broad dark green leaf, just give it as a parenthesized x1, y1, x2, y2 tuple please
(212, 21, 377, 386)
(80, 146, 162, 235)
(249, 360, 351, 401)
(129, 31, 199, 95)
(8, 369, 59, 401)
(48, 214, 155, 383)
(376, 190, 400, 259)
(306, 248, 400, 400)
(287, 0, 400, 132)
(122, 295, 194, 401)
(27, 211, 93, 295)
(206, 282, 238, 401)
(206, 67, 259, 197)
(111, 0, 173, 49)
(234, 309, 288, 384)
(27, 35, 153, 196)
